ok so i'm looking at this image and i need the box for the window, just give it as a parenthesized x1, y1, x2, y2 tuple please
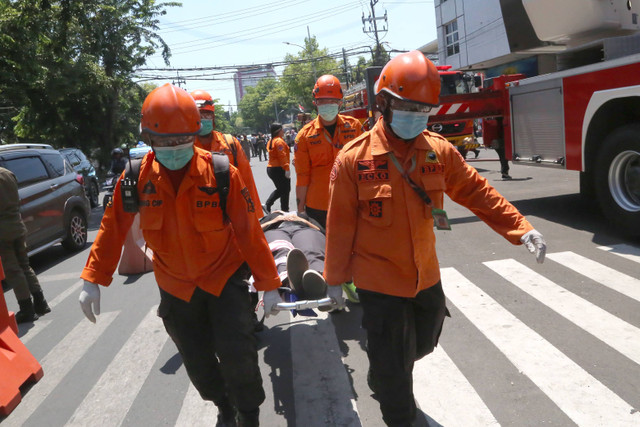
(445, 20, 460, 57)
(65, 152, 81, 167)
(41, 152, 66, 177)
(3, 157, 49, 187)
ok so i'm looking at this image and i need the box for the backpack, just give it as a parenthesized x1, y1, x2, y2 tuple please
(222, 134, 238, 167)
(121, 152, 230, 219)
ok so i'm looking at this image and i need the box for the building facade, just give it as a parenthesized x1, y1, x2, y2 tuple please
(233, 66, 277, 104)
(432, 0, 564, 77)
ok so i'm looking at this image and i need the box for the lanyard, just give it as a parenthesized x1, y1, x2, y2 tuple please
(388, 152, 432, 207)
(387, 151, 451, 230)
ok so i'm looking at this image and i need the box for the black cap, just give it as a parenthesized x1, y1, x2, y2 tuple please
(270, 122, 283, 137)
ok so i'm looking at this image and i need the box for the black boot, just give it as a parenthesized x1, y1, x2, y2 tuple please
(32, 291, 51, 315)
(236, 408, 259, 427)
(15, 298, 39, 323)
(216, 401, 237, 427)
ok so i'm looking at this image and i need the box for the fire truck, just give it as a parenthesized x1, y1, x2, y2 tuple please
(429, 65, 481, 158)
(342, 67, 382, 130)
(426, 0, 640, 236)
(343, 66, 481, 156)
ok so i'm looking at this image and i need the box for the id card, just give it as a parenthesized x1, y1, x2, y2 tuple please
(432, 208, 452, 230)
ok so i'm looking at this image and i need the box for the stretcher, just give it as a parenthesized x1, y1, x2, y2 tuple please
(255, 287, 337, 326)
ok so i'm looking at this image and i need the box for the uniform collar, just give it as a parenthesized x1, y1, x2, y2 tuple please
(370, 117, 434, 156)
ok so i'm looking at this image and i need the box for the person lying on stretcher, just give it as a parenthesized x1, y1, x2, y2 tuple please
(248, 211, 359, 326)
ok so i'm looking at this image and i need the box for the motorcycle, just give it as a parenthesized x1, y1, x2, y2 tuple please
(102, 172, 116, 210)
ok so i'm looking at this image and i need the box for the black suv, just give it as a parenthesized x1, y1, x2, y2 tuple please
(0, 144, 90, 256)
(60, 147, 100, 208)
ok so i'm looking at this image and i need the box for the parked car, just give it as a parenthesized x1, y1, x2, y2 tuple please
(60, 147, 100, 208)
(0, 144, 90, 256)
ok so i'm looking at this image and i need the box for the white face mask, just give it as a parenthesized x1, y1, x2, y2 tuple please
(153, 142, 194, 170)
(317, 103, 339, 122)
(389, 109, 431, 140)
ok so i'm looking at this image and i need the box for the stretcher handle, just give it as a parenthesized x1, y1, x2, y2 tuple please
(275, 297, 334, 311)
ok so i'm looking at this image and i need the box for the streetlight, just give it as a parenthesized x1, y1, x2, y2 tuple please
(283, 38, 317, 80)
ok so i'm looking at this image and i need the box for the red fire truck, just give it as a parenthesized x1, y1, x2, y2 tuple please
(429, 65, 481, 158)
(343, 65, 480, 155)
(427, 1, 640, 235)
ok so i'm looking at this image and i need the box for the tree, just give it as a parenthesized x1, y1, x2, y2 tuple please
(0, 0, 179, 170)
(280, 36, 342, 112)
(238, 78, 297, 133)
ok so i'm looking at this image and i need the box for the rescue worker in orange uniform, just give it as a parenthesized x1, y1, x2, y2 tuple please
(294, 75, 363, 228)
(190, 89, 263, 221)
(264, 123, 291, 212)
(324, 51, 547, 426)
(78, 84, 282, 427)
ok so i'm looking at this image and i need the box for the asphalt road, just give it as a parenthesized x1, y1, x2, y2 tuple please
(3, 146, 639, 426)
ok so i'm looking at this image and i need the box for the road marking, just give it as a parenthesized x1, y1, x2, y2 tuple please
(414, 346, 500, 427)
(20, 280, 84, 345)
(38, 272, 82, 283)
(598, 244, 640, 264)
(175, 383, 218, 427)
(66, 306, 167, 427)
(5, 312, 118, 426)
(441, 267, 640, 426)
(485, 259, 640, 365)
(290, 309, 362, 426)
(547, 251, 640, 303)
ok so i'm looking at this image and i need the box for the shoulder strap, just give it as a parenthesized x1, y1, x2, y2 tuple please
(211, 152, 230, 221)
(223, 134, 238, 167)
(124, 157, 143, 182)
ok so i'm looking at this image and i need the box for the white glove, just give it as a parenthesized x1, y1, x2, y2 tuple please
(263, 289, 281, 318)
(327, 285, 345, 310)
(521, 229, 546, 264)
(79, 280, 101, 323)
(284, 170, 291, 179)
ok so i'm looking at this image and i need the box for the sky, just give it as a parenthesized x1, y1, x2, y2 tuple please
(138, 0, 437, 112)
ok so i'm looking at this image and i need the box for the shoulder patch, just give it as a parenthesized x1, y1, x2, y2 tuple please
(330, 156, 342, 182)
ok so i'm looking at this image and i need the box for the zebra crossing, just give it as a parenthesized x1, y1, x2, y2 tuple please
(2, 245, 639, 426)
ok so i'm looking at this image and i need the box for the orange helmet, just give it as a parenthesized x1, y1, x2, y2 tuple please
(374, 50, 441, 106)
(190, 89, 215, 112)
(312, 75, 343, 100)
(140, 84, 201, 136)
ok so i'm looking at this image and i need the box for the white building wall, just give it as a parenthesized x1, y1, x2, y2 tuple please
(435, 0, 511, 68)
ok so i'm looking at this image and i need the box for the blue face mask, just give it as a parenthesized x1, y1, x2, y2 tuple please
(199, 119, 213, 136)
(389, 109, 430, 140)
(154, 142, 194, 170)
(317, 103, 339, 122)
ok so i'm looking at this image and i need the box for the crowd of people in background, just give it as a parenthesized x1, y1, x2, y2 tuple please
(228, 128, 298, 164)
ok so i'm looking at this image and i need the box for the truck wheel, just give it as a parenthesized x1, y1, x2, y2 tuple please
(595, 124, 640, 236)
(62, 209, 88, 252)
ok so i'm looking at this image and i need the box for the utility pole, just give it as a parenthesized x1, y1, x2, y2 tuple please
(361, 0, 388, 66)
(307, 26, 318, 81)
(172, 72, 186, 88)
(342, 48, 350, 89)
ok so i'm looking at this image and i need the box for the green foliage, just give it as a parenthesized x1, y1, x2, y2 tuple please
(0, 0, 179, 171)
(280, 36, 343, 112)
(238, 78, 298, 133)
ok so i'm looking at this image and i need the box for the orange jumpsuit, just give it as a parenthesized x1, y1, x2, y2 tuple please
(81, 148, 280, 301)
(267, 136, 290, 170)
(325, 118, 533, 297)
(294, 115, 363, 211)
(195, 131, 263, 220)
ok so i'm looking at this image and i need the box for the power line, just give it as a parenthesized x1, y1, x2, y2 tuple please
(149, 2, 363, 57)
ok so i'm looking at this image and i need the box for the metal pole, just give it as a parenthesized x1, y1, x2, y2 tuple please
(342, 48, 350, 89)
(307, 26, 318, 81)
